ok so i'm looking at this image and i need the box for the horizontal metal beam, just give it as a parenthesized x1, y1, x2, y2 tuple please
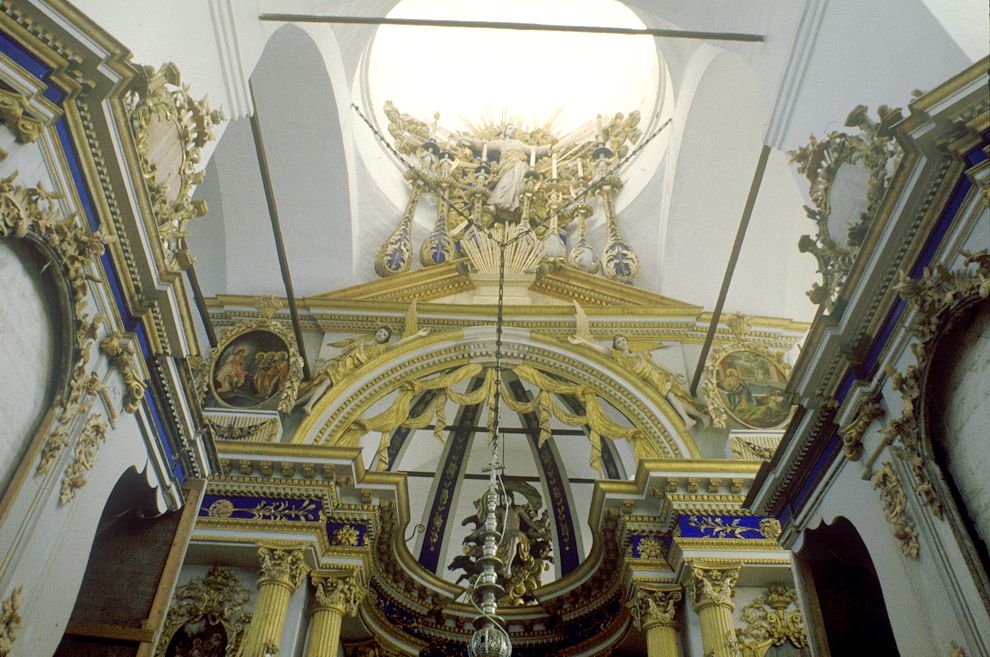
(259, 13, 765, 42)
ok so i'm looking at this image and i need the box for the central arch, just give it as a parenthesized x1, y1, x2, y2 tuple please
(292, 326, 700, 462)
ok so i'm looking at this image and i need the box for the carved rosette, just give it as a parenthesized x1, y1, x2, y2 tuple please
(790, 104, 902, 310)
(628, 588, 681, 631)
(312, 573, 365, 616)
(257, 544, 309, 590)
(882, 250, 990, 521)
(0, 586, 23, 657)
(128, 62, 223, 272)
(154, 566, 251, 657)
(689, 562, 740, 611)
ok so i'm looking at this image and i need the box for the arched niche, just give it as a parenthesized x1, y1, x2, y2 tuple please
(0, 233, 73, 499)
(190, 23, 355, 297)
(293, 326, 699, 463)
(923, 295, 990, 587)
(799, 517, 900, 657)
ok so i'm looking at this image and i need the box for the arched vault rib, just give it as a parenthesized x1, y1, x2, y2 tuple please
(292, 327, 700, 461)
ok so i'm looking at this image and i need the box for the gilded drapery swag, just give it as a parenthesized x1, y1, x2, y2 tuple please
(329, 362, 661, 476)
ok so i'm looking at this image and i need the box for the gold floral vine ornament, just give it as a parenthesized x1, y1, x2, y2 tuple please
(790, 105, 902, 310)
(882, 250, 990, 522)
(59, 413, 109, 506)
(735, 586, 807, 657)
(128, 63, 223, 272)
(154, 566, 251, 657)
(0, 173, 113, 479)
(873, 462, 920, 558)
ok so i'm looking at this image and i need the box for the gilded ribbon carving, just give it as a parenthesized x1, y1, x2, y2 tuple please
(100, 332, 147, 413)
(735, 586, 808, 657)
(257, 543, 309, 590)
(154, 566, 251, 657)
(58, 413, 108, 506)
(689, 562, 740, 610)
(873, 462, 920, 558)
(312, 572, 365, 616)
(628, 588, 681, 631)
(0, 587, 23, 657)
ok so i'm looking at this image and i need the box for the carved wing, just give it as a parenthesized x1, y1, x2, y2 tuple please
(383, 101, 431, 156)
(572, 300, 592, 340)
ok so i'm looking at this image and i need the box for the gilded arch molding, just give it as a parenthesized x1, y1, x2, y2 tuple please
(292, 326, 701, 461)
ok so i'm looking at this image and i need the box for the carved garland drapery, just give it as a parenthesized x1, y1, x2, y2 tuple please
(328, 362, 659, 476)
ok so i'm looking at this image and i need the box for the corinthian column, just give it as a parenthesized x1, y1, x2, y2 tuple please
(239, 543, 310, 657)
(628, 587, 682, 657)
(688, 562, 741, 657)
(305, 572, 366, 657)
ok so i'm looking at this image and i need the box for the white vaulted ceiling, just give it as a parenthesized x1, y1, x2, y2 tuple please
(74, 0, 986, 323)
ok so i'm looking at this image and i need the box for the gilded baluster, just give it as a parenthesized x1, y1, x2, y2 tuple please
(567, 174, 600, 274)
(420, 150, 456, 266)
(594, 146, 639, 284)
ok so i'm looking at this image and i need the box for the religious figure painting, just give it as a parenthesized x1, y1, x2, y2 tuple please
(162, 618, 228, 657)
(210, 330, 291, 408)
(714, 350, 790, 429)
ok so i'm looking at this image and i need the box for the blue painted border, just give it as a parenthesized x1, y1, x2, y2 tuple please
(783, 139, 986, 522)
(1, 30, 183, 481)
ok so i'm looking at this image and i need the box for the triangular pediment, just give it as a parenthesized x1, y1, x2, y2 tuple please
(309, 262, 699, 309)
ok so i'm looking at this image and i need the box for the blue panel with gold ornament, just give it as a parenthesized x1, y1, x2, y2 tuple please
(200, 494, 321, 522)
(325, 522, 366, 547)
(679, 514, 767, 540)
(630, 534, 672, 560)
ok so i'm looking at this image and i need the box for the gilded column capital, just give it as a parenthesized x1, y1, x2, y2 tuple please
(311, 572, 365, 616)
(627, 587, 681, 631)
(688, 562, 740, 611)
(257, 543, 309, 591)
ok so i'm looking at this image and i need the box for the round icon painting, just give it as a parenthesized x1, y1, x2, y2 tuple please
(714, 350, 791, 429)
(210, 330, 291, 408)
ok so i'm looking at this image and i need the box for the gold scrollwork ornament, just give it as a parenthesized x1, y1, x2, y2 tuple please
(128, 62, 224, 272)
(790, 104, 903, 310)
(100, 332, 147, 414)
(735, 586, 807, 657)
(154, 566, 251, 657)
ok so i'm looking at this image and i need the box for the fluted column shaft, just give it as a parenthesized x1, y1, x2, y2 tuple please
(629, 588, 682, 657)
(689, 562, 741, 657)
(304, 572, 365, 657)
(239, 544, 309, 657)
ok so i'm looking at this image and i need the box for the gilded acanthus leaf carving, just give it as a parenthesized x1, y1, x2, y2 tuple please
(0, 88, 44, 143)
(100, 332, 147, 414)
(838, 396, 884, 460)
(628, 588, 681, 631)
(0, 586, 23, 657)
(59, 414, 109, 506)
(312, 572, 365, 616)
(873, 462, 919, 558)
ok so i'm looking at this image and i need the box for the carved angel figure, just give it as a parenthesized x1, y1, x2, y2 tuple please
(567, 301, 709, 429)
(295, 303, 430, 415)
(456, 123, 553, 213)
